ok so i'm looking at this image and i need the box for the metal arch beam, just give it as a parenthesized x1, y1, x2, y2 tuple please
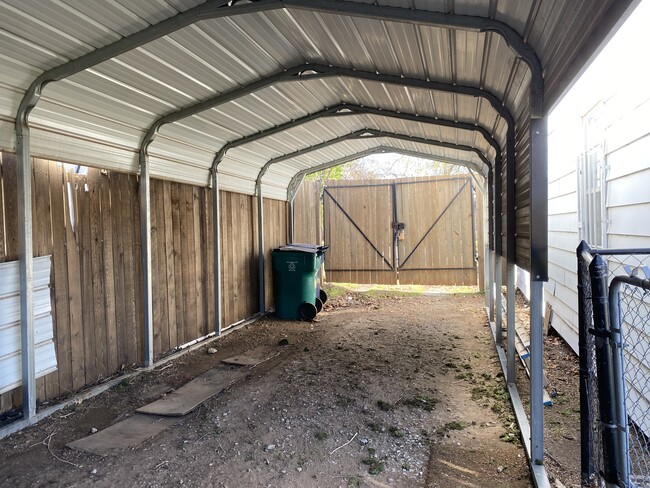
(142, 64, 514, 303)
(199, 66, 512, 331)
(280, 0, 543, 117)
(194, 63, 514, 326)
(256, 129, 491, 185)
(286, 145, 486, 201)
(133, 62, 515, 171)
(252, 129, 492, 314)
(210, 103, 501, 179)
(196, 63, 516, 171)
(202, 64, 513, 332)
(16, 0, 542, 125)
(11, 0, 537, 419)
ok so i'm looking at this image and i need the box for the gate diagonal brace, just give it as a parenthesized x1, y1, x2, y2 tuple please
(323, 187, 394, 270)
(401, 179, 470, 268)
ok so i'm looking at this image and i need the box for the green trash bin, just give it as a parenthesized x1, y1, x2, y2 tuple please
(271, 245, 326, 320)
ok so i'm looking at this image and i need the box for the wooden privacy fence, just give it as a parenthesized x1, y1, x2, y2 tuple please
(0, 152, 286, 414)
(323, 176, 483, 286)
(292, 180, 322, 245)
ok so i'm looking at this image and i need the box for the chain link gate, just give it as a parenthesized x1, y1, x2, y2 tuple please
(577, 242, 650, 487)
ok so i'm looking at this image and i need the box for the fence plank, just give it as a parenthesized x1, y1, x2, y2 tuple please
(476, 184, 484, 290)
(3, 153, 18, 262)
(293, 181, 321, 245)
(130, 175, 143, 362)
(151, 179, 162, 355)
(47, 162, 72, 401)
(182, 184, 197, 342)
(32, 159, 52, 401)
(64, 171, 85, 390)
(203, 188, 214, 334)
(263, 198, 287, 308)
(171, 183, 185, 346)
(152, 179, 167, 355)
(110, 172, 128, 368)
(222, 191, 234, 325)
(97, 171, 118, 375)
(162, 180, 177, 350)
(122, 175, 143, 364)
(89, 172, 108, 380)
(192, 186, 204, 337)
(76, 173, 97, 385)
(0, 154, 5, 263)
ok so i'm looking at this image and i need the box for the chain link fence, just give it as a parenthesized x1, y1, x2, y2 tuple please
(578, 242, 650, 487)
(614, 276, 650, 487)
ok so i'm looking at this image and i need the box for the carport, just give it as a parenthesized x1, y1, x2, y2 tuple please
(0, 1, 639, 485)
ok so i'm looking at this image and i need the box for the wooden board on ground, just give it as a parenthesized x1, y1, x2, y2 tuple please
(67, 414, 177, 455)
(136, 367, 248, 417)
(221, 346, 278, 366)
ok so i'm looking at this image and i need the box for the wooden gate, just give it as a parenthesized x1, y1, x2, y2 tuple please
(323, 176, 479, 285)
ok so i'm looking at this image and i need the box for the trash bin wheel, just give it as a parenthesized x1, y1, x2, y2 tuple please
(298, 302, 318, 321)
(319, 289, 328, 304)
(315, 297, 323, 313)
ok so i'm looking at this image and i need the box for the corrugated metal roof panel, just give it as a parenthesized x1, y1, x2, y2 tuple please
(0, 256, 57, 395)
(0, 0, 634, 274)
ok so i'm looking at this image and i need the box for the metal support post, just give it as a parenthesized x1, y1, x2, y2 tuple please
(487, 169, 495, 322)
(495, 254, 503, 346)
(139, 152, 154, 367)
(288, 197, 295, 244)
(530, 118, 548, 282)
(528, 113, 549, 468)
(530, 280, 545, 465)
(576, 242, 595, 486)
(212, 171, 222, 335)
(483, 189, 490, 302)
(609, 277, 634, 487)
(16, 123, 36, 419)
(256, 184, 266, 314)
(506, 262, 516, 384)
(529, 115, 548, 467)
(488, 251, 495, 322)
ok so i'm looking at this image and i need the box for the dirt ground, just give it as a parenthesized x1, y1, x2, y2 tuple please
(513, 293, 582, 488)
(0, 287, 544, 487)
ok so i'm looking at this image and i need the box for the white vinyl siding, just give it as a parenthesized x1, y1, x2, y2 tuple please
(545, 89, 650, 354)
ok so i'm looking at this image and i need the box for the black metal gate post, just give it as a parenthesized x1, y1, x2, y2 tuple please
(589, 254, 621, 484)
(391, 182, 399, 282)
(577, 241, 596, 486)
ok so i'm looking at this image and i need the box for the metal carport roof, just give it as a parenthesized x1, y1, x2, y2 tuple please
(0, 0, 639, 484)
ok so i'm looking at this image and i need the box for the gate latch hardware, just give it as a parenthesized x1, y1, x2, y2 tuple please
(393, 222, 405, 240)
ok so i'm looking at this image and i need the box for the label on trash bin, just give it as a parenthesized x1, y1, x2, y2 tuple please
(287, 261, 297, 272)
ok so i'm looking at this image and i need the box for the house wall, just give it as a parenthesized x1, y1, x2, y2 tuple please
(545, 93, 650, 354)
(0, 152, 286, 414)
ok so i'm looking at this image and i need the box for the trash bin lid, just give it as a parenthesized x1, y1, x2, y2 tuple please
(276, 244, 328, 254)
